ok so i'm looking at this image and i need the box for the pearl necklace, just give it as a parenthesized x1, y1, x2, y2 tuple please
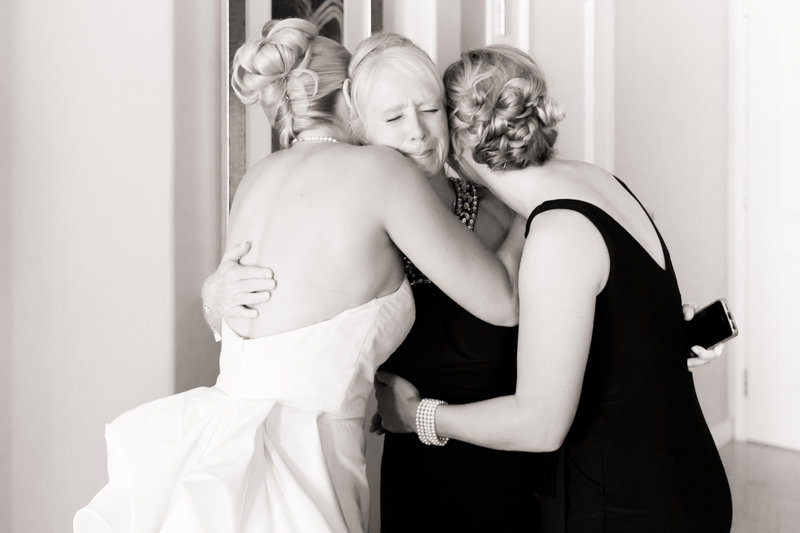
(292, 136, 340, 145)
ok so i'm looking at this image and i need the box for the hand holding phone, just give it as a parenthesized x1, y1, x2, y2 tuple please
(686, 298, 739, 352)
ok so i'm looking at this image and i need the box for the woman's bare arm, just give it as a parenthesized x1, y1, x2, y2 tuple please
(201, 241, 276, 339)
(377, 210, 609, 451)
(376, 148, 522, 326)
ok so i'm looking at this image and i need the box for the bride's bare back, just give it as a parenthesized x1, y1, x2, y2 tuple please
(226, 142, 409, 338)
(226, 137, 521, 340)
(221, 18, 520, 340)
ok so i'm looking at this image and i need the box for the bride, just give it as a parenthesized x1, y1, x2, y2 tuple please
(73, 18, 522, 533)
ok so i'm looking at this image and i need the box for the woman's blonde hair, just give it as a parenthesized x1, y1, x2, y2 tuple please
(346, 32, 444, 141)
(444, 45, 565, 169)
(231, 18, 351, 148)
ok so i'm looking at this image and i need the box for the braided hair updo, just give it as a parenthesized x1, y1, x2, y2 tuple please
(444, 45, 565, 170)
(231, 18, 350, 148)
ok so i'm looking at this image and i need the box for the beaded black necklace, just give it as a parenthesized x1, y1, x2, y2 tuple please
(404, 177, 479, 286)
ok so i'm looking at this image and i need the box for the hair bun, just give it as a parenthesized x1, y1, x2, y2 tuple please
(231, 19, 318, 108)
(479, 77, 564, 168)
(229, 18, 350, 148)
(534, 95, 565, 129)
(445, 46, 565, 169)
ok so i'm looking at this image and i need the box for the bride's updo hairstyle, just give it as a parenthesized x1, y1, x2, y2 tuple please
(231, 18, 350, 148)
(345, 32, 444, 141)
(444, 45, 565, 170)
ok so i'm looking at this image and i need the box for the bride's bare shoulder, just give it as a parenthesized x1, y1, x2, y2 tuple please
(340, 145, 424, 186)
(340, 144, 410, 167)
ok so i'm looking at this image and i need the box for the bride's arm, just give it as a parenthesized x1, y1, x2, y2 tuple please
(376, 149, 522, 326)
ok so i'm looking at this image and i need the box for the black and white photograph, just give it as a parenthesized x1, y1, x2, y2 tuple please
(2, 1, 799, 532)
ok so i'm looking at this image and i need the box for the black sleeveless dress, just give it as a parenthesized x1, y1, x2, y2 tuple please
(526, 183, 732, 532)
(379, 181, 544, 532)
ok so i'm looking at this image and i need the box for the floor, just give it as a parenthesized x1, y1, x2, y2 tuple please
(719, 441, 800, 533)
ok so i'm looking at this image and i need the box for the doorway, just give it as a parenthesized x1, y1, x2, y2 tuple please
(731, 0, 800, 451)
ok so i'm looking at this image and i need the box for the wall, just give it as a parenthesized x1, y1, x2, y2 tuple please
(173, 0, 223, 392)
(531, 0, 730, 435)
(1, 1, 13, 529)
(530, 0, 590, 162)
(9, 1, 176, 530)
(6, 1, 223, 528)
(382, 0, 462, 70)
(384, 0, 439, 62)
(614, 0, 730, 432)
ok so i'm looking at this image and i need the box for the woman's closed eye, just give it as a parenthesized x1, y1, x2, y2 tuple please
(385, 115, 402, 123)
(422, 108, 439, 114)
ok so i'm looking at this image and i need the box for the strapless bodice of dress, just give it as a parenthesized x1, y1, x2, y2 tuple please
(74, 279, 415, 533)
(217, 279, 415, 416)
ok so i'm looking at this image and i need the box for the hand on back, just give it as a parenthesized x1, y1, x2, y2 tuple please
(202, 241, 276, 320)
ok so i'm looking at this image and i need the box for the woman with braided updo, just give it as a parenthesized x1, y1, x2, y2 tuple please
(376, 45, 732, 532)
(73, 21, 524, 533)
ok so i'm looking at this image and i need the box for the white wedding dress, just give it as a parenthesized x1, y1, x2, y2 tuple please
(74, 280, 415, 533)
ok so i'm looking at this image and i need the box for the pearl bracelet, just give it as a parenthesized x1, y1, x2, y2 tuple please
(415, 398, 449, 446)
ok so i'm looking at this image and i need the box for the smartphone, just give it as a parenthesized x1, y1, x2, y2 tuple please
(687, 298, 739, 351)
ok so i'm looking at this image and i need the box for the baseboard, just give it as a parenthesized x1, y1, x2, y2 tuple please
(711, 418, 734, 448)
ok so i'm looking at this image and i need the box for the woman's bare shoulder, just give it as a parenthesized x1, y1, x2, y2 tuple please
(338, 145, 421, 179)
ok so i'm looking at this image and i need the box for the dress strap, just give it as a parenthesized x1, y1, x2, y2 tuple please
(525, 176, 641, 238)
(612, 175, 673, 270)
(524, 178, 673, 274)
(525, 199, 599, 237)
